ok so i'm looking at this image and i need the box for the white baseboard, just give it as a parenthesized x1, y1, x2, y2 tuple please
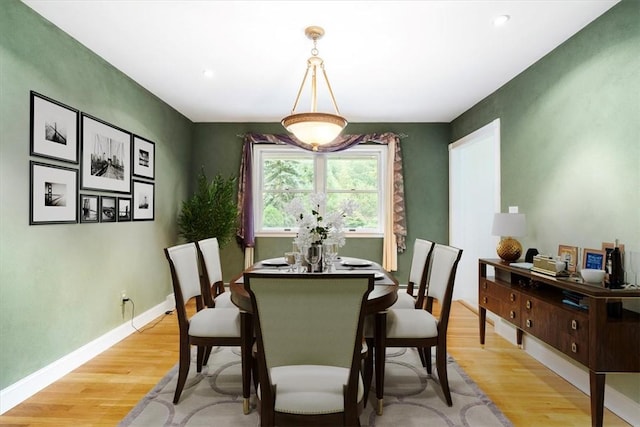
(494, 319, 640, 426)
(0, 295, 174, 415)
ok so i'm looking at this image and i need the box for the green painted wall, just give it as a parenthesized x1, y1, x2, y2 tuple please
(451, 0, 639, 404)
(0, 1, 193, 389)
(192, 122, 451, 283)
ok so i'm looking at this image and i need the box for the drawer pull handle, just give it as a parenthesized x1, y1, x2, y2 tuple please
(526, 300, 532, 309)
(526, 319, 532, 328)
(571, 320, 577, 330)
(483, 296, 488, 304)
(483, 282, 487, 290)
(510, 293, 516, 302)
(571, 342, 577, 353)
(510, 311, 516, 319)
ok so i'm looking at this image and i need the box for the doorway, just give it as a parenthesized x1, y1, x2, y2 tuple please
(449, 119, 501, 304)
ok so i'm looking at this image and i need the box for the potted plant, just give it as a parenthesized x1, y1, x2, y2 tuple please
(177, 169, 237, 246)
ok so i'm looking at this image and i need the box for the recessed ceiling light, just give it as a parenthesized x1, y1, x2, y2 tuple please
(494, 15, 510, 27)
(203, 69, 214, 78)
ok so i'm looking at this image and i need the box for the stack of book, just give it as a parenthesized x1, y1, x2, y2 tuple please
(562, 290, 589, 310)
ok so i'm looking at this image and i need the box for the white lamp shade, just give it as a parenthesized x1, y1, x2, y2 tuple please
(492, 213, 526, 237)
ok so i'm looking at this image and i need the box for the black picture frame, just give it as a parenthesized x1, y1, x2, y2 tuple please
(81, 113, 131, 193)
(30, 161, 78, 225)
(79, 194, 99, 223)
(100, 196, 117, 223)
(132, 135, 155, 180)
(117, 197, 132, 222)
(132, 180, 154, 221)
(30, 91, 79, 164)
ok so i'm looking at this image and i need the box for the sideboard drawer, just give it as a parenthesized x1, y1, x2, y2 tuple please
(480, 279, 521, 327)
(522, 295, 589, 364)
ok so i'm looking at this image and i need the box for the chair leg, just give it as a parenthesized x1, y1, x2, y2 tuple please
(435, 346, 452, 406)
(203, 345, 212, 366)
(425, 346, 432, 374)
(241, 312, 252, 414)
(173, 337, 190, 404)
(374, 312, 387, 415)
(362, 338, 374, 407)
(418, 346, 426, 367)
(196, 345, 205, 373)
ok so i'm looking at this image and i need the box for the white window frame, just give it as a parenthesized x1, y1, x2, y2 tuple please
(253, 144, 387, 238)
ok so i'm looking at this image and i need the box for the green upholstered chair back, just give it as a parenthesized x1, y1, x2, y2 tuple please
(244, 273, 373, 371)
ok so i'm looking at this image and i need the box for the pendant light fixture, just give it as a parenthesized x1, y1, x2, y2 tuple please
(281, 26, 347, 151)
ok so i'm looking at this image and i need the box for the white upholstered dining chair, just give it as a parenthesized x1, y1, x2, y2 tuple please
(244, 272, 374, 427)
(387, 244, 462, 404)
(164, 242, 250, 411)
(366, 243, 463, 411)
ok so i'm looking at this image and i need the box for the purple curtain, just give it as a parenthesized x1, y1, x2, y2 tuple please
(236, 132, 407, 253)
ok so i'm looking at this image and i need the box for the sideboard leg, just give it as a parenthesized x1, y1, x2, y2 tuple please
(517, 328, 523, 349)
(479, 307, 486, 347)
(589, 371, 605, 427)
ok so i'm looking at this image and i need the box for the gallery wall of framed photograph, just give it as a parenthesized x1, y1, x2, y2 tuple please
(132, 180, 155, 221)
(81, 113, 132, 194)
(30, 161, 78, 225)
(132, 135, 155, 180)
(80, 194, 99, 223)
(28, 91, 156, 226)
(30, 91, 79, 164)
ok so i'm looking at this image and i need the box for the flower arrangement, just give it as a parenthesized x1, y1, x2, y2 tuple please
(285, 192, 357, 249)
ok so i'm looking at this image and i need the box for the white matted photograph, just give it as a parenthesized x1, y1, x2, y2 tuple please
(81, 113, 131, 193)
(30, 161, 78, 224)
(79, 194, 99, 223)
(117, 197, 132, 222)
(30, 91, 79, 164)
(100, 196, 117, 223)
(132, 135, 155, 180)
(132, 180, 154, 221)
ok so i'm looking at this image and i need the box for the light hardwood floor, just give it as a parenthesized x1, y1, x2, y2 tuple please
(0, 301, 630, 426)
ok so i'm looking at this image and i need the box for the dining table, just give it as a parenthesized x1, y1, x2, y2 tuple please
(230, 256, 399, 414)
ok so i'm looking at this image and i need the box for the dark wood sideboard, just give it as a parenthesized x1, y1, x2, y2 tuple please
(478, 258, 640, 427)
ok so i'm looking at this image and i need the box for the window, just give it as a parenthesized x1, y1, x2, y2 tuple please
(253, 145, 387, 236)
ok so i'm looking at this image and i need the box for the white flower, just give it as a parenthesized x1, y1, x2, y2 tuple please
(286, 192, 357, 248)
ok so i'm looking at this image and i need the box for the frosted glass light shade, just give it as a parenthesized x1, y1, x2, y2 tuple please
(282, 112, 347, 149)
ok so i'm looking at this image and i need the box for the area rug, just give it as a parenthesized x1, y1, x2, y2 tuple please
(120, 347, 512, 426)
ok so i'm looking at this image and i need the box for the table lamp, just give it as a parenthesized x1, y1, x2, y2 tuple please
(492, 213, 526, 262)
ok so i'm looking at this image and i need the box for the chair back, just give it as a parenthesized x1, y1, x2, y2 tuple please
(196, 237, 224, 306)
(408, 239, 435, 307)
(426, 244, 463, 327)
(244, 273, 373, 372)
(197, 237, 223, 284)
(164, 243, 204, 326)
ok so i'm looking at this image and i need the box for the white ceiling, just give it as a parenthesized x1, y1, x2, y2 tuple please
(23, 0, 618, 123)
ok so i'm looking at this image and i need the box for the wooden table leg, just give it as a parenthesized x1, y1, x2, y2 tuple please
(240, 311, 252, 415)
(375, 311, 387, 415)
(479, 306, 486, 347)
(589, 371, 605, 427)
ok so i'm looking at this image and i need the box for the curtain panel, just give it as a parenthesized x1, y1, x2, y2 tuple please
(236, 132, 407, 270)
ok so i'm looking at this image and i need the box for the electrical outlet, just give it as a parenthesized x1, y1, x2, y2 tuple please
(121, 290, 127, 318)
